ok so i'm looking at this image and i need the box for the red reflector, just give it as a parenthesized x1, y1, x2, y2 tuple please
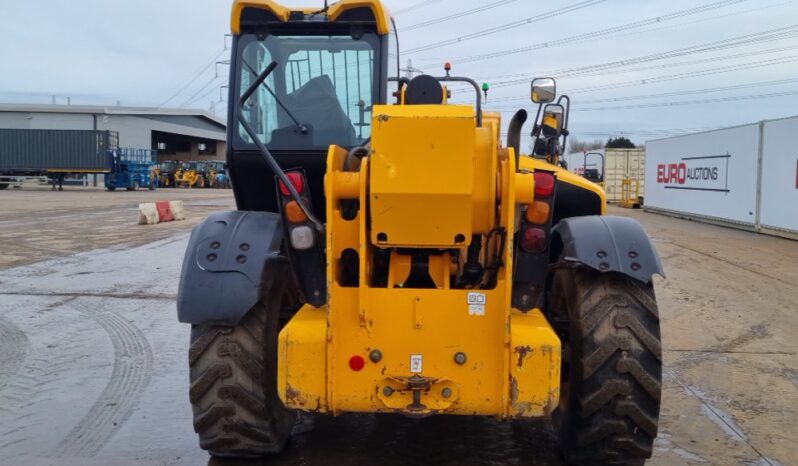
(534, 172, 555, 197)
(520, 226, 547, 253)
(349, 355, 365, 371)
(279, 172, 304, 196)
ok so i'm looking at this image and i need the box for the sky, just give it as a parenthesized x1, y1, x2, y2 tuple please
(2, 0, 798, 145)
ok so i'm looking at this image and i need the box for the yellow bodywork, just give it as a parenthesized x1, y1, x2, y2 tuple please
(231, 0, 392, 35)
(278, 104, 564, 419)
(174, 168, 205, 188)
(370, 105, 477, 248)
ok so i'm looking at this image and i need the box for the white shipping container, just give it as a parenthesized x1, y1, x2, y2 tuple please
(562, 149, 646, 203)
(759, 117, 798, 237)
(645, 124, 760, 226)
(603, 149, 645, 203)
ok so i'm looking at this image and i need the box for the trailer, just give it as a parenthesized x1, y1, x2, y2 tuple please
(0, 129, 115, 190)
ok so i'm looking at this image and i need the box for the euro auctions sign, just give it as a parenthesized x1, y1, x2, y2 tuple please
(656, 154, 730, 193)
(645, 124, 760, 225)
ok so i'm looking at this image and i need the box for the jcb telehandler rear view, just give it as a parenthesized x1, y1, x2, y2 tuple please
(177, 1, 664, 464)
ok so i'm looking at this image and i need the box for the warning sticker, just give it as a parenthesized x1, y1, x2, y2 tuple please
(410, 354, 423, 373)
(467, 292, 486, 316)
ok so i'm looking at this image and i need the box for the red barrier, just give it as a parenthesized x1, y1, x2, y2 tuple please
(156, 201, 174, 222)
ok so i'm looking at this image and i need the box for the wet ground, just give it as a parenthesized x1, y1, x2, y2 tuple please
(0, 189, 796, 465)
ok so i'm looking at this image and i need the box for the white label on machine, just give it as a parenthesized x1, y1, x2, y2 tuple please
(410, 354, 423, 373)
(467, 292, 486, 316)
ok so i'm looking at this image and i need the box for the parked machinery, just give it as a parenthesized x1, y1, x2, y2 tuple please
(176, 2, 664, 464)
(174, 161, 206, 188)
(153, 161, 178, 188)
(105, 148, 157, 191)
(205, 161, 230, 188)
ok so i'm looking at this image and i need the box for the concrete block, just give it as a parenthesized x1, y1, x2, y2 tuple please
(138, 203, 159, 225)
(169, 200, 186, 221)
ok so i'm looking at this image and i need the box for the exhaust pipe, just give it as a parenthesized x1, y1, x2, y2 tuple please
(507, 109, 528, 170)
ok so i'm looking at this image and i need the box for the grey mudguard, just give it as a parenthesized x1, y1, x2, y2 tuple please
(552, 215, 665, 283)
(177, 210, 284, 325)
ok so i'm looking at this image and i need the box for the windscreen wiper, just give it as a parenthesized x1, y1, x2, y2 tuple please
(242, 59, 308, 134)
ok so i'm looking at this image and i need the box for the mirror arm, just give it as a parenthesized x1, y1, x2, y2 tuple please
(556, 94, 571, 151)
(529, 103, 544, 155)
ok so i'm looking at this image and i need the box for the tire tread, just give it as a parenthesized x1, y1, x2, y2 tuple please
(552, 268, 662, 466)
(188, 275, 297, 458)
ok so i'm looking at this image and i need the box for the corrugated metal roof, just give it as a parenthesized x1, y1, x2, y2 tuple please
(0, 103, 226, 128)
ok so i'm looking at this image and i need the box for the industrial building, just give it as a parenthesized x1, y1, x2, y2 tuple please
(0, 104, 226, 162)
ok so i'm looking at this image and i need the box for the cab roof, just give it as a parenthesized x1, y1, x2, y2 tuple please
(231, 0, 391, 35)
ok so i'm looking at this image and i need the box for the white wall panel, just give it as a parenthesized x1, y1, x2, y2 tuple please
(760, 117, 798, 234)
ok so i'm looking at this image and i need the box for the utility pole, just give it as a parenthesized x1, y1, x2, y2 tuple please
(400, 59, 424, 79)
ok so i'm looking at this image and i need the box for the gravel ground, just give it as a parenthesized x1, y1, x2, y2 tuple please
(0, 190, 795, 466)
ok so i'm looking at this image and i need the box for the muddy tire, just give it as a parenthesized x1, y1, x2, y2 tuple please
(550, 267, 661, 466)
(188, 278, 297, 458)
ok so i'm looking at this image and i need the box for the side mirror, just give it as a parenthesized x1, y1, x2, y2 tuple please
(531, 77, 556, 104)
(541, 104, 564, 137)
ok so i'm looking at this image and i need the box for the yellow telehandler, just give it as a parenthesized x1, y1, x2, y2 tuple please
(175, 161, 206, 188)
(177, 1, 664, 464)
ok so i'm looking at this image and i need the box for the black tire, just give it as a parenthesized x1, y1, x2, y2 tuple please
(0, 183, 9, 190)
(549, 267, 661, 466)
(188, 275, 297, 458)
(107, 186, 116, 192)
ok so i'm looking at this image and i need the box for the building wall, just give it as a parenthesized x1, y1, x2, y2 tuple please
(161, 141, 227, 162)
(0, 112, 94, 130)
(95, 115, 153, 149)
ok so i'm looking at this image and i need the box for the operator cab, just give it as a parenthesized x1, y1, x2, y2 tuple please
(228, 0, 398, 215)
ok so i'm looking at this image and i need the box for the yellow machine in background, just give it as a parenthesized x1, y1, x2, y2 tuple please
(620, 177, 642, 209)
(174, 162, 205, 188)
(177, 1, 664, 464)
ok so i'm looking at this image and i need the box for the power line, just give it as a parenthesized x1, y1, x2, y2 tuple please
(472, 0, 798, 84)
(488, 41, 798, 104)
(404, 0, 607, 54)
(184, 81, 226, 108)
(487, 24, 798, 90)
(181, 75, 222, 107)
(401, 0, 518, 32)
(567, 43, 798, 78)
(425, 0, 751, 65)
(574, 77, 798, 104)
(157, 49, 226, 108)
(392, 0, 446, 16)
(571, 127, 729, 138)
(480, 53, 798, 105)
(575, 89, 798, 111)
(567, 54, 798, 93)
(488, 77, 798, 112)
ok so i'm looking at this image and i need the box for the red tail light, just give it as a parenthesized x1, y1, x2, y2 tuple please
(279, 172, 305, 196)
(534, 172, 555, 198)
(520, 226, 547, 253)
